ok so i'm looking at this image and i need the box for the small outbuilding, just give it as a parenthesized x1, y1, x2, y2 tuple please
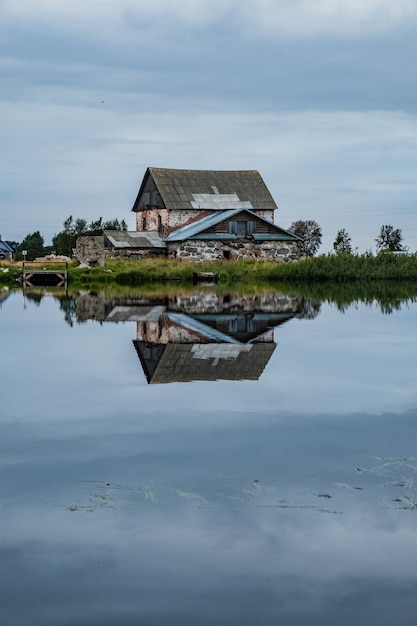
(0, 238, 13, 261)
(103, 230, 166, 259)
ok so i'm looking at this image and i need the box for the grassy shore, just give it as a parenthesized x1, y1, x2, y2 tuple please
(1, 251, 417, 289)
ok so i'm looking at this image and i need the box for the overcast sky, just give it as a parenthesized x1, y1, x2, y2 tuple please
(1, 0, 416, 251)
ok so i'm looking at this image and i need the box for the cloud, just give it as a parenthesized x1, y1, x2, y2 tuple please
(1, 95, 416, 250)
(243, 0, 417, 37)
(3, 0, 417, 37)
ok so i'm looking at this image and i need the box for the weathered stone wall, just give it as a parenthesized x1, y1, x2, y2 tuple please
(168, 292, 302, 315)
(76, 290, 106, 321)
(75, 236, 105, 267)
(167, 239, 299, 262)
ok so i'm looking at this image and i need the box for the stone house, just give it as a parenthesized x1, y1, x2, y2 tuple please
(130, 168, 301, 262)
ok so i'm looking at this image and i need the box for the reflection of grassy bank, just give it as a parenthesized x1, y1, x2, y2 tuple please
(11, 278, 417, 321)
(272, 280, 417, 314)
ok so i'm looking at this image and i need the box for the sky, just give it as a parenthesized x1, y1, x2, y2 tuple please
(1, 0, 416, 252)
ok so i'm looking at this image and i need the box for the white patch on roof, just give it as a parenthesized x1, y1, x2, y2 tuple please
(106, 305, 166, 322)
(104, 230, 166, 249)
(191, 344, 253, 363)
(191, 192, 253, 210)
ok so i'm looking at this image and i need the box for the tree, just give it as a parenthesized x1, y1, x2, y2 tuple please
(87, 217, 128, 236)
(333, 228, 352, 254)
(52, 216, 88, 257)
(375, 224, 404, 252)
(52, 215, 128, 256)
(20, 231, 45, 260)
(289, 220, 322, 257)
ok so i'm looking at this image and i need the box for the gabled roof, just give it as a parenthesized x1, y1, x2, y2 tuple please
(164, 208, 301, 242)
(0, 240, 14, 252)
(103, 230, 166, 249)
(139, 342, 276, 384)
(132, 168, 278, 212)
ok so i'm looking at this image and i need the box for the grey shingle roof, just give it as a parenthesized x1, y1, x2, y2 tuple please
(134, 342, 276, 383)
(132, 168, 278, 212)
(103, 230, 166, 249)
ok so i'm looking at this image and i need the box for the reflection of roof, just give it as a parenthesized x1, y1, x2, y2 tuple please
(167, 313, 241, 343)
(103, 230, 166, 249)
(132, 168, 278, 213)
(193, 312, 296, 343)
(0, 291, 11, 306)
(164, 208, 301, 242)
(105, 305, 166, 322)
(133, 341, 276, 384)
(131, 309, 298, 384)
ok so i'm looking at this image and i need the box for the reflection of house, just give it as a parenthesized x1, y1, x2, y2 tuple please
(101, 292, 301, 384)
(132, 309, 295, 384)
(74, 291, 302, 384)
(130, 168, 301, 262)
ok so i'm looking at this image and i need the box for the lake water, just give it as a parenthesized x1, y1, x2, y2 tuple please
(1, 286, 417, 625)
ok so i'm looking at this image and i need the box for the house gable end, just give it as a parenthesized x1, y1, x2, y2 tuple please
(132, 168, 165, 212)
(164, 208, 301, 242)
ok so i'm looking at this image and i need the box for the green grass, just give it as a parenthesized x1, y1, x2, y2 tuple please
(264, 251, 417, 282)
(1, 251, 417, 289)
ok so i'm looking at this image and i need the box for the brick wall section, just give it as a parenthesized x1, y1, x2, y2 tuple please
(137, 208, 208, 236)
(137, 208, 275, 236)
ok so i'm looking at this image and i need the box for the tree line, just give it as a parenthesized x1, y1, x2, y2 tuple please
(6, 216, 127, 260)
(288, 221, 408, 257)
(3, 216, 408, 261)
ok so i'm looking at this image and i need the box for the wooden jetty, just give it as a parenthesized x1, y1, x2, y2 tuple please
(23, 267, 68, 287)
(192, 272, 219, 285)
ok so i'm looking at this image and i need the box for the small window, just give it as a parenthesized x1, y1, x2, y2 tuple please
(143, 192, 151, 207)
(228, 220, 256, 237)
(142, 217, 147, 231)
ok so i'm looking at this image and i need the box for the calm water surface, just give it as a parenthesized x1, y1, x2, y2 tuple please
(1, 287, 417, 625)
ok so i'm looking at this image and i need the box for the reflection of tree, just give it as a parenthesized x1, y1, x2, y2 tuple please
(298, 299, 322, 320)
(24, 291, 43, 306)
(378, 301, 403, 316)
(279, 281, 417, 316)
(58, 296, 79, 327)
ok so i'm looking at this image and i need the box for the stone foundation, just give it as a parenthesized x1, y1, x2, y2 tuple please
(167, 239, 299, 262)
